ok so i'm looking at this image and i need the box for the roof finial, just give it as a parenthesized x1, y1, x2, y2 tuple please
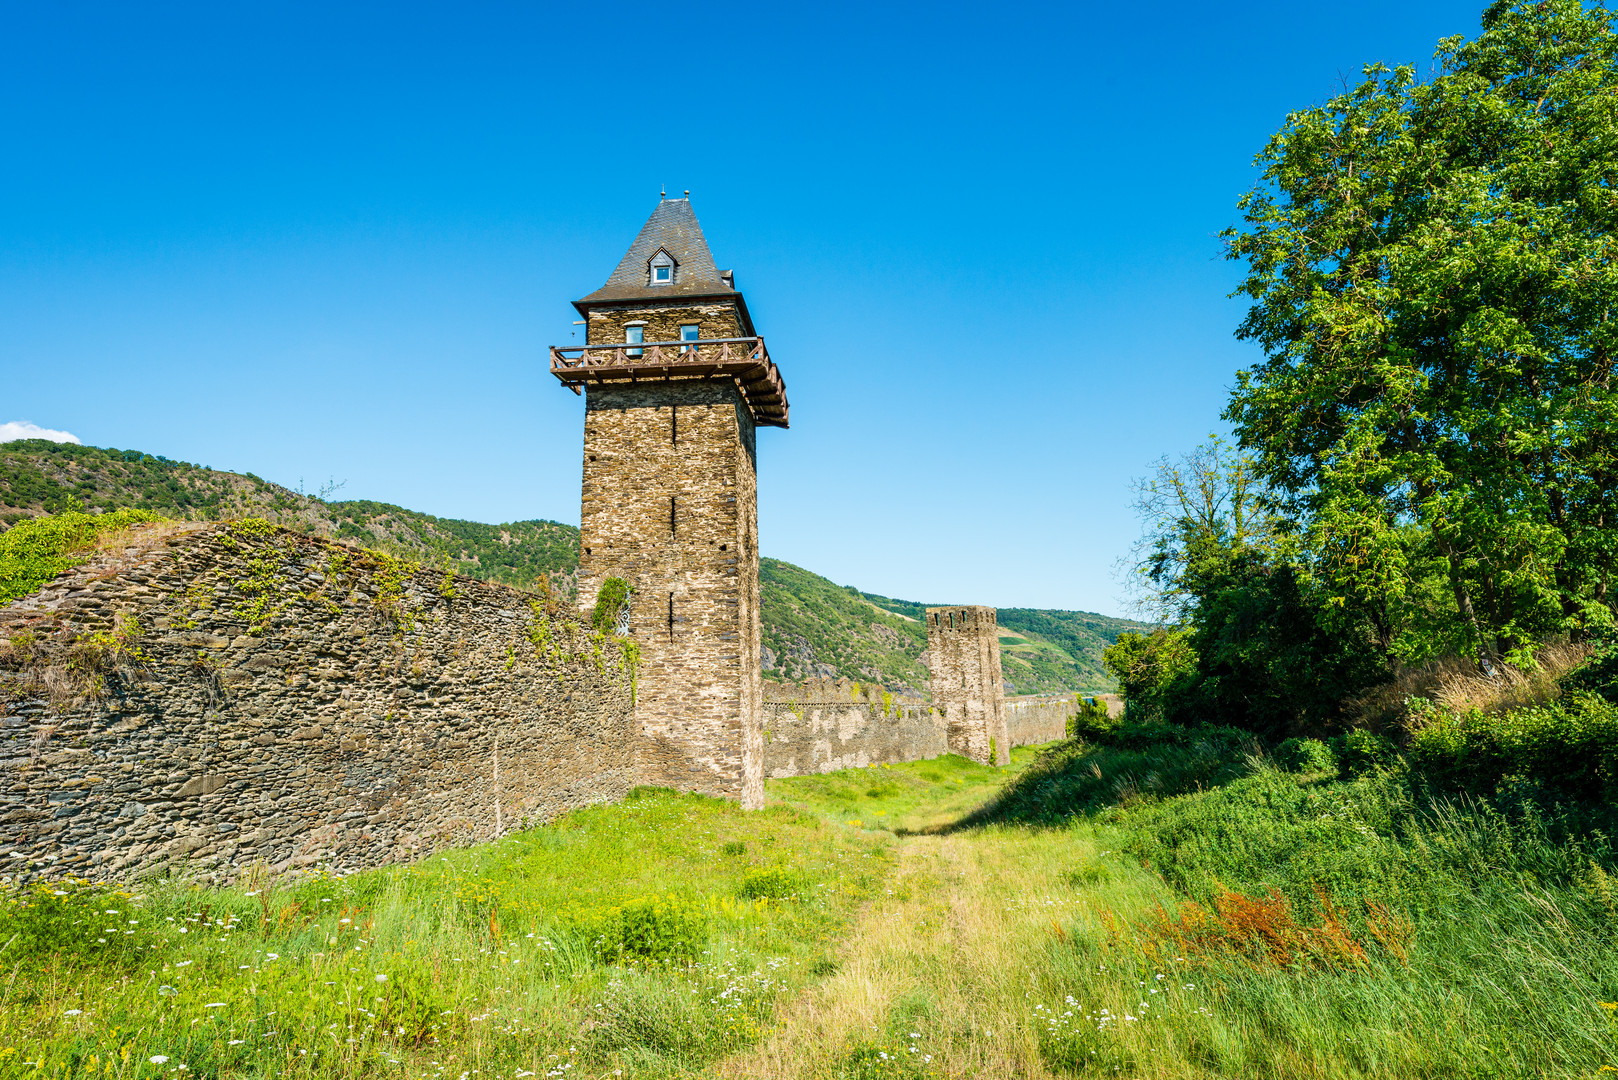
(684, 189, 690, 196)
(659, 187, 666, 199)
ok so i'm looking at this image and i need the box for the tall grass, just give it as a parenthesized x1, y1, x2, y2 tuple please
(0, 789, 891, 1079)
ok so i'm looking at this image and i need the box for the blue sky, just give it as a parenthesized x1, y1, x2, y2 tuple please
(1, 0, 1483, 616)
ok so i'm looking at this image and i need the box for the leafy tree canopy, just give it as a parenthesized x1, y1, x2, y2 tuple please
(1225, 0, 1618, 670)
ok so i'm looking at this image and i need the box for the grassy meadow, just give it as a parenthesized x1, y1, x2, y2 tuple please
(6, 740, 1618, 1079)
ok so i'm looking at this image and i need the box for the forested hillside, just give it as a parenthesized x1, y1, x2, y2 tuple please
(0, 438, 1131, 694)
(860, 590, 1146, 693)
(0, 439, 581, 596)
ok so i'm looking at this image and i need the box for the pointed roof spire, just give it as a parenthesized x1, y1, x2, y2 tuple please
(576, 197, 737, 306)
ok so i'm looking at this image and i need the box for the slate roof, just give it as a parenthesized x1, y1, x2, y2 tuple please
(576, 198, 739, 307)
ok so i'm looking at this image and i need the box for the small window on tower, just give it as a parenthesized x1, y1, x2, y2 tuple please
(680, 324, 698, 353)
(649, 250, 674, 286)
(626, 323, 644, 358)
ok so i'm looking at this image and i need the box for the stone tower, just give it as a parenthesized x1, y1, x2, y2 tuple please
(551, 198, 788, 810)
(925, 606, 1009, 766)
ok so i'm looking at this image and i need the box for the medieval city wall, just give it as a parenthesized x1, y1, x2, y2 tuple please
(1004, 696, 1074, 746)
(0, 522, 637, 888)
(762, 678, 943, 777)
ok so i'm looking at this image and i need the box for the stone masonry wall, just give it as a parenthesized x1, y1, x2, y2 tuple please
(762, 678, 943, 778)
(577, 377, 762, 807)
(0, 522, 637, 887)
(1004, 696, 1075, 747)
(586, 301, 747, 350)
(925, 606, 1009, 766)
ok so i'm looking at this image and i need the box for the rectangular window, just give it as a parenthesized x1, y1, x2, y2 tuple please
(680, 323, 699, 353)
(626, 324, 643, 358)
(653, 265, 671, 282)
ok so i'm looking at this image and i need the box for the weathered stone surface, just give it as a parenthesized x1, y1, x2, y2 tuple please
(0, 522, 637, 887)
(925, 606, 1009, 766)
(762, 678, 942, 777)
(577, 296, 764, 808)
(1004, 697, 1074, 746)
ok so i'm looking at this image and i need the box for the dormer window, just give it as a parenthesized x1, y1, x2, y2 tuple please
(649, 249, 675, 286)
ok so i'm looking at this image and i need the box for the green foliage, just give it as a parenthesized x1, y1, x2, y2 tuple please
(1331, 730, 1400, 778)
(0, 880, 155, 967)
(1273, 737, 1337, 773)
(370, 962, 461, 1046)
(1067, 695, 1118, 740)
(1224, 0, 1618, 667)
(572, 895, 707, 966)
(1408, 691, 1618, 802)
(737, 867, 804, 900)
(1101, 628, 1197, 722)
(0, 507, 162, 602)
(592, 576, 632, 633)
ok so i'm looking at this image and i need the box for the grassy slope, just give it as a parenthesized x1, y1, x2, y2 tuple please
(0, 791, 892, 1079)
(0, 439, 1137, 694)
(8, 736, 1615, 1078)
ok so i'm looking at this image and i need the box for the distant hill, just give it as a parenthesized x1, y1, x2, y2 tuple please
(0, 439, 581, 598)
(859, 592, 1150, 694)
(760, 559, 930, 692)
(0, 438, 1144, 695)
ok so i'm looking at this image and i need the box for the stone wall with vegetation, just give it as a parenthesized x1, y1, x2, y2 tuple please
(761, 678, 943, 777)
(0, 520, 637, 887)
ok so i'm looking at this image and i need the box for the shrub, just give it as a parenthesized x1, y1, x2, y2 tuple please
(1067, 695, 1118, 740)
(738, 867, 803, 900)
(1407, 691, 1618, 803)
(591, 577, 632, 634)
(1331, 730, 1399, 778)
(369, 962, 462, 1045)
(574, 895, 705, 965)
(0, 508, 164, 602)
(1274, 737, 1337, 773)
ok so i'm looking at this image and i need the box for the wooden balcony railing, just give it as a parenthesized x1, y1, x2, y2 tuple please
(549, 336, 789, 428)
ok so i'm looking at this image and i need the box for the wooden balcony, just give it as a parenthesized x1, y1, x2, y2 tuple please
(550, 336, 789, 428)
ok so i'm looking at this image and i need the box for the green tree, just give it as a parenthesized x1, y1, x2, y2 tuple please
(1225, 0, 1618, 671)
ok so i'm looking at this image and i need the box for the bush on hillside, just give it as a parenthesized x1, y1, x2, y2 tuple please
(1067, 695, 1118, 740)
(1273, 737, 1337, 773)
(1331, 730, 1400, 778)
(1407, 691, 1618, 804)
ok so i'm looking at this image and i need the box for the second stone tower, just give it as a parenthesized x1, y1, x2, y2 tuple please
(551, 197, 788, 810)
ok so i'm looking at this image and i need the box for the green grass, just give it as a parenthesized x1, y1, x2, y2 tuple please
(0, 789, 892, 1080)
(12, 729, 1617, 1078)
(768, 747, 1049, 834)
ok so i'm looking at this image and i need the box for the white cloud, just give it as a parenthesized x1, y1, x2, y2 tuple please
(0, 420, 81, 445)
